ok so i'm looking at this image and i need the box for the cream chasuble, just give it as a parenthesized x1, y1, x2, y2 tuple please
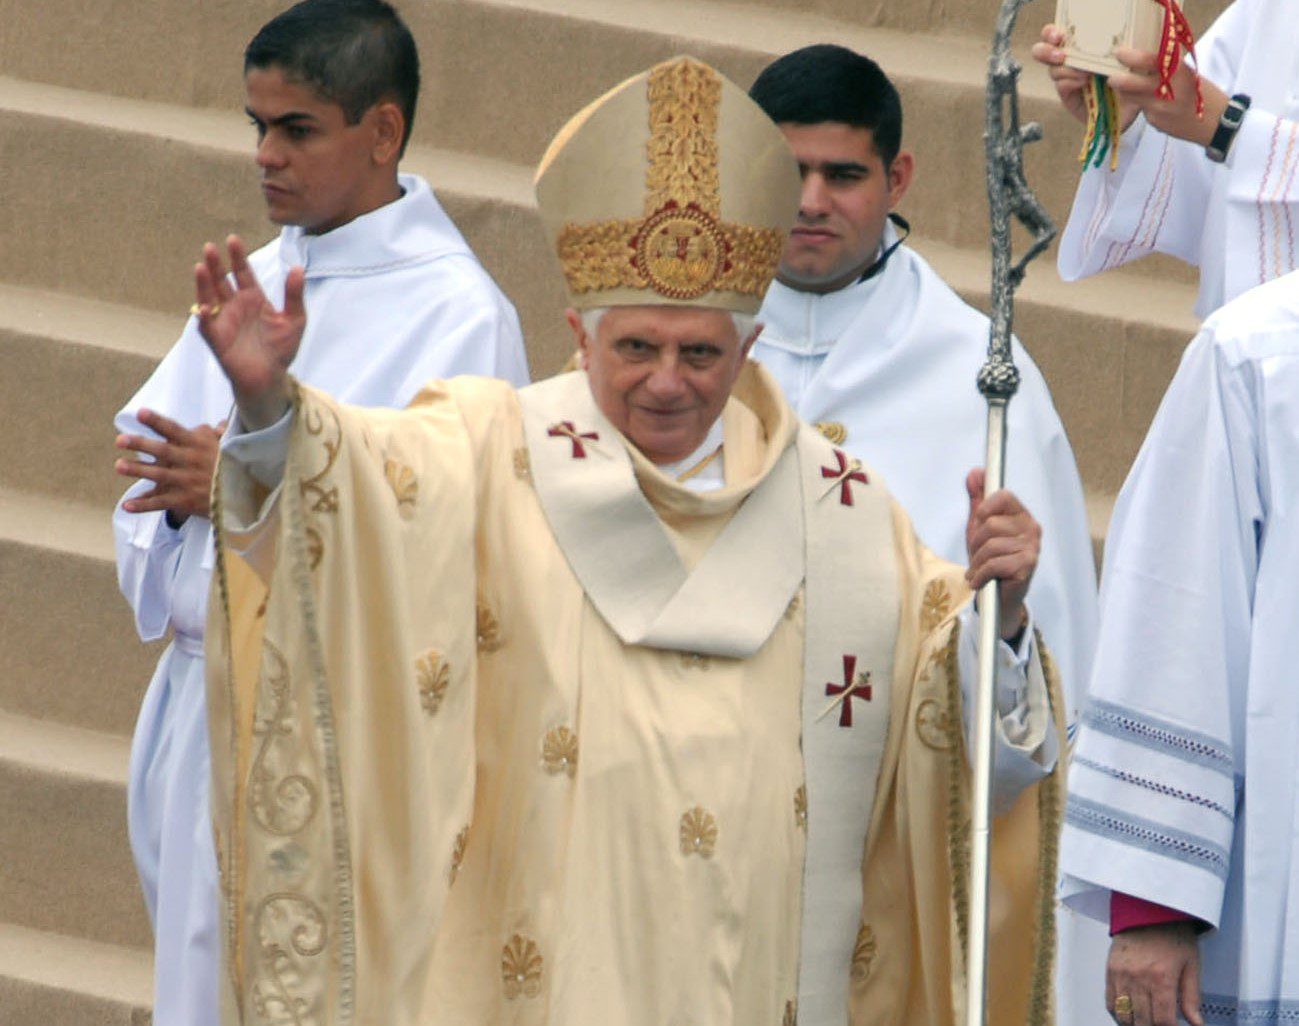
(208, 363, 1065, 1026)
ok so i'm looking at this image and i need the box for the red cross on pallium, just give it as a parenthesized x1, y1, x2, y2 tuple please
(547, 421, 600, 459)
(825, 654, 872, 728)
(821, 449, 869, 506)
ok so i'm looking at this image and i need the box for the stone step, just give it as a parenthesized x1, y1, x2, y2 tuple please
(0, 487, 160, 738)
(0, 0, 1228, 267)
(0, 283, 175, 511)
(0, 75, 570, 375)
(0, 711, 151, 951)
(0, 922, 151, 1026)
(0, 77, 1198, 499)
(0, 0, 1230, 111)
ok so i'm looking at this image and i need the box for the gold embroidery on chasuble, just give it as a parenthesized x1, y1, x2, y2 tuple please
(555, 60, 784, 303)
(449, 826, 469, 885)
(383, 458, 418, 519)
(249, 643, 318, 837)
(299, 406, 341, 514)
(814, 421, 847, 446)
(919, 578, 954, 633)
(794, 785, 808, 830)
(501, 934, 544, 999)
(303, 527, 324, 572)
(513, 446, 532, 481)
(851, 923, 878, 983)
(416, 651, 450, 715)
(252, 894, 328, 1022)
(541, 726, 579, 777)
(679, 806, 718, 858)
(476, 599, 503, 653)
(783, 998, 798, 1026)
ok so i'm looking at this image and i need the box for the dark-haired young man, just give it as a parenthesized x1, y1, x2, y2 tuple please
(750, 45, 1106, 1025)
(111, 2, 528, 1022)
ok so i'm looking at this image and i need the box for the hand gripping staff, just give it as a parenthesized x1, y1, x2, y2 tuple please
(968, 3, 1056, 1024)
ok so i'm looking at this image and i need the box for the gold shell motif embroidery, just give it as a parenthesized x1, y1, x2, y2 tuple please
(417, 651, 450, 716)
(679, 806, 718, 858)
(794, 785, 808, 830)
(815, 421, 848, 446)
(501, 934, 544, 999)
(384, 458, 418, 520)
(477, 600, 503, 653)
(919, 579, 954, 633)
(851, 923, 878, 983)
(449, 825, 469, 885)
(916, 698, 957, 751)
(513, 447, 532, 481)
(541, 726, 579, 777)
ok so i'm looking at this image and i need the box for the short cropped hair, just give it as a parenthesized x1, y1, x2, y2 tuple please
(245, 0, 421, 155)
(748, 44, 903, 167)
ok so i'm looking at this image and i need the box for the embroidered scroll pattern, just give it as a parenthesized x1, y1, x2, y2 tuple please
(304, 527, 324, 572)
(680, 806, 718, 858)
(501, 934, 544, 999)
(417, 650, 450, 716)
(250, 643, 318, 837)
(541, 726, 579, 777)
(299, 406, 341, 515)
(384, 458, 418, 520)
(252, 894, 328, 1025)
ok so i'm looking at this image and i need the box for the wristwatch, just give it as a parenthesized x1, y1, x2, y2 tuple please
(1206, 93, 1252, 164)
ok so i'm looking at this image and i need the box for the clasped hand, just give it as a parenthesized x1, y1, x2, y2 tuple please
(964, 469, 1040, 642)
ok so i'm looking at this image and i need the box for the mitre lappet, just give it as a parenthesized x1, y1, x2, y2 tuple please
(534, 55, 801, 314)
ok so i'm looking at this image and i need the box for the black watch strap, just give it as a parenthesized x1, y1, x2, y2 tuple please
(1207, 93, 1252, 164)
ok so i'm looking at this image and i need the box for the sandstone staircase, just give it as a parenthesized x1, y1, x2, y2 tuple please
(0, 0, 1226, 1019)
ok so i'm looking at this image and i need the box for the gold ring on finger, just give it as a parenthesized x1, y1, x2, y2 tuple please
(1113, 994, 1134, 1023)
(189, 302, 221, 318)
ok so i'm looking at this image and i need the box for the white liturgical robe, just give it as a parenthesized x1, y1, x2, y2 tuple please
(112, 173, 528, 1026)
(1062, 270, 1299, 1025)
(208, 363, 1065, 1026)
(1058, 0, 1299, 318)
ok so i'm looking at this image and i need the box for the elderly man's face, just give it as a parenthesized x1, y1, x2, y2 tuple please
(569, 305, 756, 466)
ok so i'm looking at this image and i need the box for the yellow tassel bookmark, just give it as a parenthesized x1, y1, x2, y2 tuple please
(1078, 74, 1121, 171)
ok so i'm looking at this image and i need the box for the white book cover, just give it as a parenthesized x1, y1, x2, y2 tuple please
(1055, 0, 1166, 77)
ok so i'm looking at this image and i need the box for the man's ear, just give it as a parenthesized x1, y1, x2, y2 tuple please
(564, 308, 591, 369)
(370, 101, 405, 167)
(887, 150, 915, 209)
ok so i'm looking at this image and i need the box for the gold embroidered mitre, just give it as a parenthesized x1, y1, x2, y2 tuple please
(534, 56, 800, 315)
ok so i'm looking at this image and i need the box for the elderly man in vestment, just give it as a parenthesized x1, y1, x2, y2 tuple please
(1058, 269, 1299, 1026)
(1033, 0, 1299, 318)
(197, 57, 1065, 1025)
(111, 2, 527, 1022)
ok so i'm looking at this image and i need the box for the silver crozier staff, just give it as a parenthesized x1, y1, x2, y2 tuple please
(967, 1, 1057, 1024)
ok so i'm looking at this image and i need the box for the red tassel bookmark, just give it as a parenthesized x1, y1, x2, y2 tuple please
(1154, 0, 1204, 116)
